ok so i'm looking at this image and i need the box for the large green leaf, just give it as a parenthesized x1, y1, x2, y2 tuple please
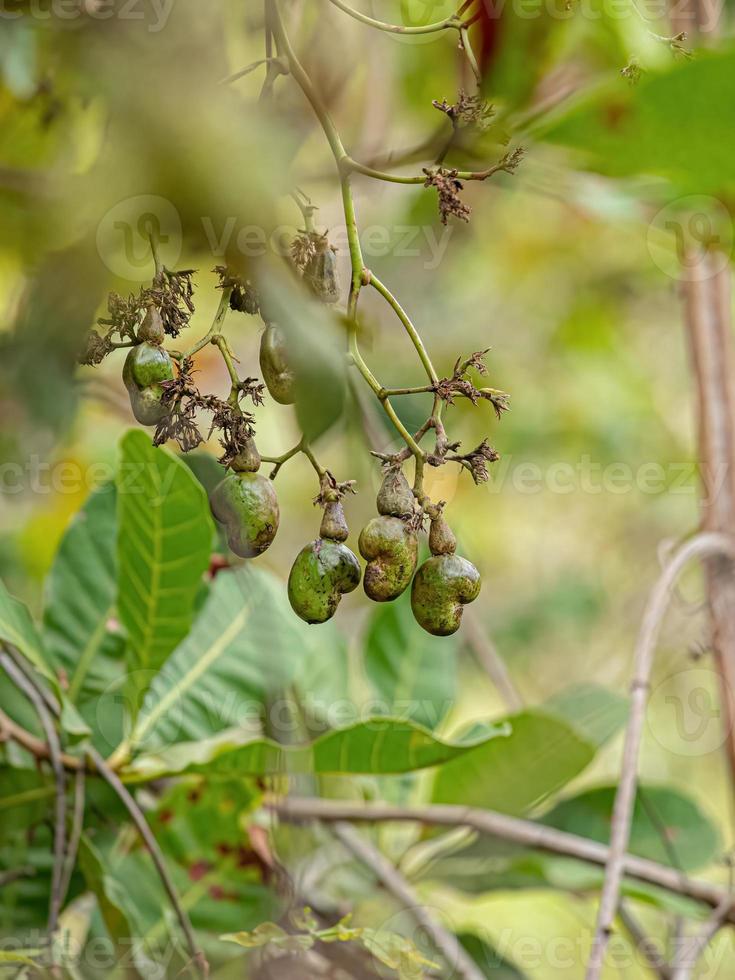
(363, 591, 457, 730)
(542, 785, 720, 873)
(130, 565, 335, 752)
(116, 429, 213, 694)
(537, 49, 735, 198)
(43, 483, 124, 705)
(432, 711, 596, 816)
(124, 717, 511, 782)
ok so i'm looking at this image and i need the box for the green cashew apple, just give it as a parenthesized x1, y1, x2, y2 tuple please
(359, 518, 418, 602)
(210, 440, 279, 558)
(359, 468, 417, 602)
(122, 306, 174, 425)
(259, 322, 296, 405)
(288, 500, 361, 624)
(411, 515, 481, 636)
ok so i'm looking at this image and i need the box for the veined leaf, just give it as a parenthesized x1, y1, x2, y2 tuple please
(364, 591, 457, 730)
(116, 429, 213, 700)
(432, 711, 596, 816)
(131, 565, 336, 751)
(124, 718, 511, 781)
(43, 483, 123, 705)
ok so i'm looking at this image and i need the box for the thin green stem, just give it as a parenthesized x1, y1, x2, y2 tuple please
(211, 334, 241, 405)
(345, 155, 517, 183)
(302, 443, 327, 478)
(369, 273, 438, 383)
(290, 189, 318, 233)
(381, 385, 434, 397)
(149, 232, 162, 277)
(183, 287, 232, 359)
(325, 0, 464, 34)
(220, 57, 286, 86)
(262, 438, 325, 480)
(273, 0, 424, 463)
(459, 26, 482, 85)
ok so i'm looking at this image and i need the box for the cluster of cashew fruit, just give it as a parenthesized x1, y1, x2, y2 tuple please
(109, 242, 483, 637)
(208, 449, 480, 635)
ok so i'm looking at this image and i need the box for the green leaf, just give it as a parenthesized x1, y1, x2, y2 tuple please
(261, 276, 347, 442)
(542, 684, 628, 749)
(116, 429, 213, 698)
(457, 933, 528, 979)
(364, 591, 457, 730)
(537, 50, 735, 198)
(130, 565, 335, 751)
(0, 951, 37, 967)
(43, 483, 124, 705)
(542, 784, 720, 873)
(149, 777, 261, 866)
(432, 711, 596, 816)
(78, 836, 139, 946)
(0, 576, 53, 682)
(0, 768, 53, 842)
(124, 718, 511, 781)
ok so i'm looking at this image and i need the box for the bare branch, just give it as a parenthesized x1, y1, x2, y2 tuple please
(670, 886, 735, 980)
(58, 768, 86, 910)
(87, 747, 210, 979)
(462, 607, 523, 712)
(0, 650, 66, 939)
(586, 532, 735, 980)
(618, 903, 672, 980)
(333, 821, 485, 980)
(269, 797, 735, 919)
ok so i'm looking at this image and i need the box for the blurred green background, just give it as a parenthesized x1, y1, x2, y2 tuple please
(0, 2, 733, 976)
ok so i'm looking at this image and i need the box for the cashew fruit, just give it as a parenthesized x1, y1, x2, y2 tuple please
(210, 471, 279, 558)
(377, 467, 415, 518)
(288, 499, 360, 623)
(122, 310, 173, 426)
(359, 516, 418, 602)
(259, 322, 296, 405)
(411, 554, 481, 636)
(359, 467, 417, 601)
(288, 538, 361, 624)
